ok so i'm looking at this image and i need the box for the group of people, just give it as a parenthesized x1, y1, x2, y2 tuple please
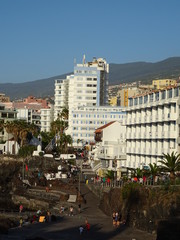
(59, 203, 81, 216)
(112, 211, 124, 227)
(79, 219, 90, 235)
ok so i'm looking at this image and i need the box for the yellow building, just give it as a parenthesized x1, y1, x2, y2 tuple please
(109, 96, 117, 106)
(152, 79, 177, 89)
(118, 87, 140, 107)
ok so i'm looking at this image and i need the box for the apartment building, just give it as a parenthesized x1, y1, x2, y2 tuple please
(12, 96, 53, 131)
(152, 79, 177, 90)
(93, 121, 126, 177)
(68, 106, 126, 145)
(41, 105, 54, 132)
(54, 57, 109, 120)
(0, 104, 17, 142)
(126, 86, 180, 169)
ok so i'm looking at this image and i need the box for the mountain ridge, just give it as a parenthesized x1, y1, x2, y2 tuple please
(1, 57, 180, 100)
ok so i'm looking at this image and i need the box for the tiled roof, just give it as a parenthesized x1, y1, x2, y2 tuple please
(95, 121, 116, 133)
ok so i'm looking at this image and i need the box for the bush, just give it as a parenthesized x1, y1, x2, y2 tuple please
(39, 152, 44, 157)
(18, 145, 36, 157)
(121, 182, 141, 203)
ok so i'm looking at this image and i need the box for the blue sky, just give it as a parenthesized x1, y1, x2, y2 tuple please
(0, 0, 180, 83)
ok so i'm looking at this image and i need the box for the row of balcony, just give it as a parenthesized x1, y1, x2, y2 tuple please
(126, 113, 177, 125)
(126, 131, 177, 139)
(97, 152, 126, 160)
(127, 147, 176, 156)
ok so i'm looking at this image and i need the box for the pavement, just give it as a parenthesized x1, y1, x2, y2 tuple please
(0, 183, 157, 240)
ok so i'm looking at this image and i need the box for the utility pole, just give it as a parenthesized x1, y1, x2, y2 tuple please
(22, 159, 25, 180)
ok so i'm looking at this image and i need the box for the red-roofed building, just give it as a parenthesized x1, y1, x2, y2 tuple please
(90, 121, 126, 179)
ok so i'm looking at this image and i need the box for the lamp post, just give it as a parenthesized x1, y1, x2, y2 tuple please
(78, 160, 82, 197)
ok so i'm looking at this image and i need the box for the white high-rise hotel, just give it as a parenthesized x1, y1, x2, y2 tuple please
(126, 86, 180, 169)
(54, 57, 126, 144)
(54, 57, 109, 118)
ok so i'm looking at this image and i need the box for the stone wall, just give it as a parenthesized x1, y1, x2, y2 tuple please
(99, 183, 180, 236)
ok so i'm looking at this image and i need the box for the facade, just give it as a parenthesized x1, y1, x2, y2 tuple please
(68, 106, 126, 145)
(126, 87, 180, 169)
(0, 104, 17, 142)
(0, 93, 10, 103)
(118, 87, 140, 107)
(152, 79, 177, 90)
(54, 57, 109, 120)
(54, 78, 69, 120)
(92, 121, 126, 178)
(12, 96, 53, 131)
(40, 106, 54, 132)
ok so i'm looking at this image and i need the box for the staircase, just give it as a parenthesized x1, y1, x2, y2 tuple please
(92, 161, 102, 172)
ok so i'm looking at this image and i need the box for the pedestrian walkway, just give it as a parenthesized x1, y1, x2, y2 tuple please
(3, 183, 156, 240)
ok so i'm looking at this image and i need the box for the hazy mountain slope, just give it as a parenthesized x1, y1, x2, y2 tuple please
(109, 57, 180, 84)
(0, 73, 70, 100)
(0, 57, 180, 100)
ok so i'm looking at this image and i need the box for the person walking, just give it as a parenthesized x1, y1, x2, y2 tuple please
(79, 225, 84, 235)
(69, 206, 74, 216)
(78, 203, 81, 213)
(85, 222, 90, 232)
(19, 204, 23, 213)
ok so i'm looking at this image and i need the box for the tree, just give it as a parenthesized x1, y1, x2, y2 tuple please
(158, 152, 180, 180)
(105, 170, 114, 180)
(133, 168, 143, 178)
(148, 163, 159, 183)
(50, 119, 68, 137)
(3, 120, 39, 147)
(59, 107, 69, 121)
(58, 133, 72, 153)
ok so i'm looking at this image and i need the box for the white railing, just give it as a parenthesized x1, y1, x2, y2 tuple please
(93, 162, 102, 172)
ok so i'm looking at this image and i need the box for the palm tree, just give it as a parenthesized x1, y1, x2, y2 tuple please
(148, 163, 159, 183)
(60, 107, 69, 121)
(51, 119, 68, 137)
(158, 152, 180, 181)
(133, 168, 143, 178)
(59, 133, 72, 153)
(105, 170, 114, 180)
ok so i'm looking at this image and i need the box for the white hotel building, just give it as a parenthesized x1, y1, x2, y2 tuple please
(126, 86, 180, 169)
(54, 57, 109, 120)
(68, 106, 126, 144)
(54, 57, 126, 144)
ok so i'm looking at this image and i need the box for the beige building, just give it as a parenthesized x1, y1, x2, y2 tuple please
(152, 79, 177, 90)
(118, 87, 140, 107)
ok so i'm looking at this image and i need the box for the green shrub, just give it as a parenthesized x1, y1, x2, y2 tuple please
(121, 182, 141, 203)
(18, 145, 36, 157)
(39, 151, 44, 157)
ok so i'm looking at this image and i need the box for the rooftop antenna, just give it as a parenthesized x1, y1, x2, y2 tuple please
(83, 54, 86, 65)
(74, 58, 76, 66)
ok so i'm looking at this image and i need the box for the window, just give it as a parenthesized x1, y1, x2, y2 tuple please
(168, 89, 172, 98)
(155, 92, 159, 101)
(150, 94, 153, 102)
(139, 97, 143, 104)
(174, 87, 179, 97)
(129, 98, 133, 106)
(134, 98, 138, 105)
(144, 95, 148, 103)
(162, 91, 166, 99)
